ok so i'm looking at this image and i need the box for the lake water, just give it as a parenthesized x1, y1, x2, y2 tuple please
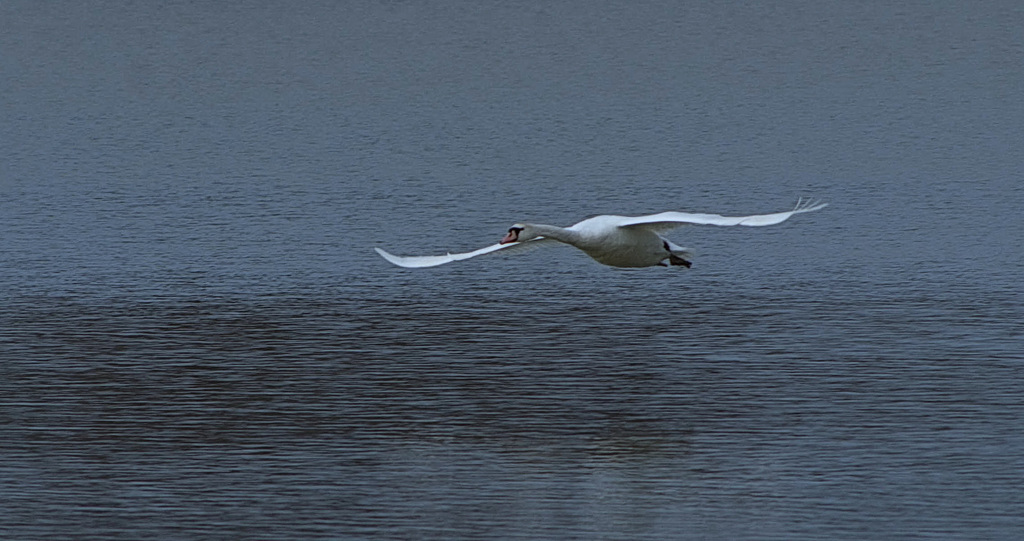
(2, 1, 1023, 539)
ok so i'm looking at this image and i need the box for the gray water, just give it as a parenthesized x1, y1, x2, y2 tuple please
(2, 1, 1023, 539)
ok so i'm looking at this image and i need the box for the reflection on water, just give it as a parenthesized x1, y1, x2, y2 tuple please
(4, 280, 1022, 538)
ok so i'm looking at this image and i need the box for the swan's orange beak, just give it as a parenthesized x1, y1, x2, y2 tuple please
(500, 230, 518, 244)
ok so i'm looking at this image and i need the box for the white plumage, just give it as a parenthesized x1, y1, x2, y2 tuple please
(375, 198, 827, 269)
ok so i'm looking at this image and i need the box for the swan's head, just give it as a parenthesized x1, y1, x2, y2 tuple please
(500, 224, 532, 244)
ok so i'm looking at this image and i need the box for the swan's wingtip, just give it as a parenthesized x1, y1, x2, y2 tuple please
(795, 198, 829, 213)
(374, 247, 406, 267)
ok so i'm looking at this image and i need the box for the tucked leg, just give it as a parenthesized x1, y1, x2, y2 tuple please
(668, 253, 692, 267)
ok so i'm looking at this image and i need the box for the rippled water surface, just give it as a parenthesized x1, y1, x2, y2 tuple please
(2, 1, 1023, 539)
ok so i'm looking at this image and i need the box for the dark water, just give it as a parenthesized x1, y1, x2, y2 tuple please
(2, 1, 1023, 539)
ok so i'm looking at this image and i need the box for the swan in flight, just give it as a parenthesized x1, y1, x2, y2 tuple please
(375, 198, 827, 269)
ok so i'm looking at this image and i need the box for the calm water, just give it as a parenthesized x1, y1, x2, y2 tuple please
(2, 1, 1023, 539)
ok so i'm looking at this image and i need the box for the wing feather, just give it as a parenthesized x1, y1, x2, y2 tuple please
(375, 238, 554, 268)
(618, 199, 827, 233)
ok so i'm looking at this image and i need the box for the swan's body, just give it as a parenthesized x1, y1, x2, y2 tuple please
(375, 198, 827, 269)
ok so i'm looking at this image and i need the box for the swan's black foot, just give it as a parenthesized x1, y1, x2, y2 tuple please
(668, 254, 692, 268)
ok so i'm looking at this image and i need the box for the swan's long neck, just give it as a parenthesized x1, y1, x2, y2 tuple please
(524, 223, 583, 246)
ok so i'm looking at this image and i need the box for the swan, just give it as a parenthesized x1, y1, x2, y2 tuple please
(375, 198, 827, 269)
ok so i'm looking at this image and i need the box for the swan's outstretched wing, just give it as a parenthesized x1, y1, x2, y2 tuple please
(618, 198, 827, 233)
(375, 238, 555, 268)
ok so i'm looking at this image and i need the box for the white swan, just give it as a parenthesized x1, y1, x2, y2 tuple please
(375, 198, 827, 269)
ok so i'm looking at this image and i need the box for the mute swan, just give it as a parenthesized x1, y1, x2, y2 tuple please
(375, 198, 827, 269)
